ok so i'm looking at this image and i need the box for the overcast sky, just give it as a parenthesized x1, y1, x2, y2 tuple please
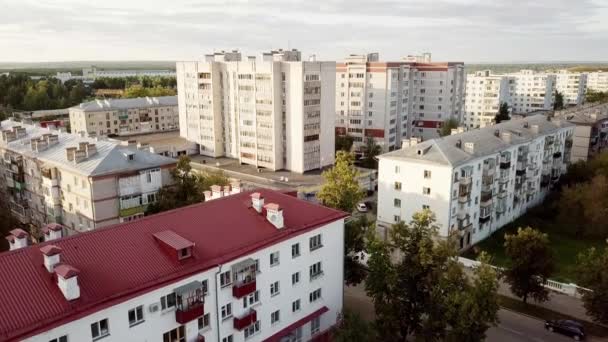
(1, 0, 607, 63)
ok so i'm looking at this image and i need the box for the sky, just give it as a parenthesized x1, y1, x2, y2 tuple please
(1, 0, 608, 63)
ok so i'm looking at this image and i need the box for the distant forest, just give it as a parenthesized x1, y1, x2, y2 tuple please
(466, 63, 608, 74)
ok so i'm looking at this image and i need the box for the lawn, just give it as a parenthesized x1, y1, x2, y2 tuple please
(463, 208, 606, 283)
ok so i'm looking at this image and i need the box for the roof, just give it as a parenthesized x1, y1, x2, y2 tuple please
(153, 230, 195, 250)
(0, 189, 347, 341)
(9, 229, 28, 239)
(70, 96, 177, 112)
(553, 102, 608, 126)
(39, 245, 62, 256)
(380, 115, 574, 167)
(0, 120, 176, 177)
(54, 264, 80, 279)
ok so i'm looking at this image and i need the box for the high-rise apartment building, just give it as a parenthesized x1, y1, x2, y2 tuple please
(69, 96, 179, 137)
(376, 115, 573, 250)
(335, 53, 464, 152)
(176, 49, 335, 173)
(587, 71, 608, 92)
(553, 70, 587, 106)
(464, 70, 512, 128)
(0, 120, 175, 235)
(507, 70, 556, 114)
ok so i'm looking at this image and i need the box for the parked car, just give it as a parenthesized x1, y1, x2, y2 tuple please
(356, 202, 368, 213)
(545, 320, 585, 340)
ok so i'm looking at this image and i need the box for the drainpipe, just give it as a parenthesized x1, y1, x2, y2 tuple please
(214, 264, 223, 342)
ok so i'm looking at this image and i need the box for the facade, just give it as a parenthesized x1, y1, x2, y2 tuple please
(177, 49, 335, 173)
(335, 53, 465, 152)
(553, 103, 608, 162)
(587, 71, 608, 93)
(376, 115, 574, 250)
(0, 189, 347, 342)
(507, 70, 556, 114)
(69, 96, 179, 137)
(463, 70, 512, 128)
(553, 70, 587, 106)
(0, 119, 176, 235)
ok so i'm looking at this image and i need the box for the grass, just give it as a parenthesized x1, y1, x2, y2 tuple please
(463, 207, 605, 283)
(498, 295, 608, 337)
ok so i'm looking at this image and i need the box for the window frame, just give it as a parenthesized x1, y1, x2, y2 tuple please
(127, 305, 145, 327)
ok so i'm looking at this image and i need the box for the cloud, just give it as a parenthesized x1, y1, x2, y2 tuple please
(0, 0, 606, 62)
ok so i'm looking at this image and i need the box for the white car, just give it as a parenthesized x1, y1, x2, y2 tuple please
(356, 202, 368, 212)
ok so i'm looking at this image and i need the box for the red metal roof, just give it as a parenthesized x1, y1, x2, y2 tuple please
(153, 230, 195, 250)
(263, 306, 329, 342)
(39, 245, 62, 256)
(54, 264, 80, 279)
(0, 189, 347, 341)
(9, 228, 28, 239)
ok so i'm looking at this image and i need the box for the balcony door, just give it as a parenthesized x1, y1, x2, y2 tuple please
(163, 325, 186, 342)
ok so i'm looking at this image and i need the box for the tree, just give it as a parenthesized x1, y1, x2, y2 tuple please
(576, 243, 608, 324)
(197, 170, 230, 193)
(0, 187, 19, 252)
(440, 118, 460, 137)
(495, 102, 510, 123)
(554, 91, 565, 110)
(317, 151, 365, 213)
(360, 137, 381, 169)
(558, 175, 608, 238)
(586, 89, 608, 104)
(504, 227, 554, 303)
(334, 310, 378, 342)
(335, 134, 354, 153)
(146, 156, 203, 215)
(365, 210, 499, 341)
(344, 215, 372, 285)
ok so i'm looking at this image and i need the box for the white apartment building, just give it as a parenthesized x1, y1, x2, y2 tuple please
(464, 70, 512, 128)
(0, 189, 347, 342)
(553, 70, 587, 106)
(335, 53, 465, 152)
(376, 115, 574, 250)
(553, 102, 608, 162)
(176, 49, 335, 173)
(69, 96, 179, 137)
(587, 71, 608, 92)
(507, 70, 556, 114)
(0, 120, 175, 236)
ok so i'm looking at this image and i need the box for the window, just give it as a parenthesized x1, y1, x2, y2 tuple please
(423, 187, 431, 195)
(424, 170, 432, 178)
(243, 290, 260, 308)
(128, 305, 144, 327)
(292, 272, 300, 285)
(49, 336, 68, 342)
(310, 262, 323, 280)
(244, 321, 261, 339)
(309, 234, 322, 251)
(222, 336, 233, 342)
(201, 279, 209, 296)
(394, 181, 402, 190)
(309, 288, 322, 302)
(395, 165, 400, 173)
(311, 316, 321, 335)
(271, 310, 280, 324)
(422, 205, 430, 210)
(91, 319, 109, 340)
(198, 313, 211, 330)
(179, 248, 191, 260)
(220, 270, 232, 287)
(270, 251, 280, 267)
(163, 326, 186, 342)
(271, 281, 280, 296)
(394, 215, 401, 223)
(221, 303, 232, 319)
(160, 293, 176, 310)
(292, 299, 301, 312)
(291, 243, 300, 258)
(394, 198, 401, 208)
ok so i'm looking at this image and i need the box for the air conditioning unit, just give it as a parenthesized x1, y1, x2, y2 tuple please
(149, 303, 160, 313)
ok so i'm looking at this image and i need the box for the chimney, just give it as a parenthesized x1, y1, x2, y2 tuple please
(455, 139, 462, 148)
(251, 192, 264, 213)
(55, 264, 81, 301)
(6, 228, 29, 251)
(65, 147, 77, 162)
(203, 190, 212, 201)
(85, 143, 97, 158)
(264, 203, 284, 229)
(40, 245, 62, 272)
(43, 223, 63, 241)
(211, 185, 223, 199)
(46, 134, 59, 146)
(230, 181, 242, 194)
(494, 130, 500, 138)
(464, 142, 475, 154)
(531, 124, 539, 134)
(501, 132, 512, 143)
(222, 185, 231, 196)
(73, 149, 86, 163)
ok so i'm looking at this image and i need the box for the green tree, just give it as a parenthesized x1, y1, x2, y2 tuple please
(586, 89, 608, 104)
(554, 91, 565, 110)
(146, 156, 203, 215)
(495, 102, 510, 123)
(558, 175, 608, 238)
(576, 243, 608, 324)
(317, 151, 365, 213)
(344, 215, 372, 285)
(361, 137, 381, 169)
(197, 170, 230, 193)
(334, 310, 378, 342)
(335, 134, 355, 153)
(440, 118, 460, 137)
(0, 187, 19, 252)
(504, 227, 554, 304)
(365, 210, 499, 341)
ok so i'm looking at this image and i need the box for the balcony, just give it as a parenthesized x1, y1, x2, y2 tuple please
(119, 205, 146, 218)
(233, 279, 256, 299)
(234, 309, 257, 330)
(459, 175, 472, 185)
(231, 258, 258, 298)
(500, 161, 511, 169)
(480, 191, 492, 205)
(553, 151, 562, 159)
(176, 301, 204, 324)
(174, 280, 206, 324)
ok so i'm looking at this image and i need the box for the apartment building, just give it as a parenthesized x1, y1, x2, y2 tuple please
(507, 70, 556, 114)
(335, 53, 465, 152)
(0, 120, 175, 236)
(376, 115, 574, 250)
(0, 189, 347, 342)
(553, 102, 608, 162)
(464, 70, 512, 128)
(69, 96, 179, 137)
(587, 71, 608, 92)
(176, 49, 335, 173)
(553, 70, 587, 106)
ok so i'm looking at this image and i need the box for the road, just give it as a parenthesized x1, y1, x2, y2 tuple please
(344, 283, 605, 341)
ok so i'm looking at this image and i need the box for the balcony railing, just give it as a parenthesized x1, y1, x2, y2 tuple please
(500, 161, 511, 169)
(175, 301, 204, 324)
(174, 280, 206, 324)
(234, 309, 257, 330)
(233, 279, 256, 299)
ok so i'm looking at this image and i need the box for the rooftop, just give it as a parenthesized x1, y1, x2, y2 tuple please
(380, 115, 574, 167)
(0, 189, 347, 341)
(70, 96, 177, 112)
(553, 102, 608, 125)
(0, 120, 176, 177)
